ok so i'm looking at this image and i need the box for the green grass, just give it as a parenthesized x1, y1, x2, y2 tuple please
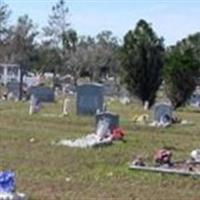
(1, 99, 200, 200)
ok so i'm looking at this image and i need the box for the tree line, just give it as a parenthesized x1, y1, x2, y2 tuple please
(1, 0, 200, 109)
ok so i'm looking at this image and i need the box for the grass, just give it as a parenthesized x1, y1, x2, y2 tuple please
(1, 98, 200, 199)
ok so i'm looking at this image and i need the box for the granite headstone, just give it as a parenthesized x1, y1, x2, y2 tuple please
(28, 86, 55, 103)
(154, 103, 173, 122)
(96, 111, 119, 131)
(76, 83, 104, 115)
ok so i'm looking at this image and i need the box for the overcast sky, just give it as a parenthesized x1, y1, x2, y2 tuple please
(4, 0, 200, 45)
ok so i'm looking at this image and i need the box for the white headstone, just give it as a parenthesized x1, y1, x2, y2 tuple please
(62, 98, 70, 116)
(144, 101, 149, 110)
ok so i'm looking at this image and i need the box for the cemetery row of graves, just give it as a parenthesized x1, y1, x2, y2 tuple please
(1, 0, 200, 199)
(1, 81, 200, 199)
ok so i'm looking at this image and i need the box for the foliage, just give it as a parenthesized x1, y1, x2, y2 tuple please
(0, 2, 11, 42)
(92, 31, 120, 81)
(0, 1, 120, 86)
(75, 31, 120, 82)
(8, 15, 38, 69)
(164, 33, 200, 108)
(7, 15, 38, 99)
(0, 2, 11, 61)
(58, 30, 120, 84)
(43, 0, 70, 74)
(120, 19, 164, 108)
(35, 41, 61, 73)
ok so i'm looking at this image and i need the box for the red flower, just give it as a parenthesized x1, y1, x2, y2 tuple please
(111, 127, 125, 140)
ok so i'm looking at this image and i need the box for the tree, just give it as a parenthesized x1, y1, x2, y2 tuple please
(0, 2, 11, 61)
(64, 31, 120, 85)
(34, 42, 61, 73)
(92, 31, 120, 81)
(164, 34, 200, 108)
(9, 15, 38, 99)
(64, 29, 82, 85)
(0, 2, 10, 42)
(43, 0, 70, 75)
(120, 19, 165, 108)
(72, 35, 96, 79)
(76, 31, 120, 82)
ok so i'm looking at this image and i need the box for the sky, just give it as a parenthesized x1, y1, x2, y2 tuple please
(2, 0, 200, 45)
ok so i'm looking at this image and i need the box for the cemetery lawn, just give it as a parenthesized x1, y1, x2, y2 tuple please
(1, 99, 200, 200)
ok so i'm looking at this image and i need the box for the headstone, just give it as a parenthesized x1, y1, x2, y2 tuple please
(29, 95, 41, 115)
(154, 103, 173, 122)
(76, 83, 104, 115)
(62, 98, 70, 116)
(96, 118, 110, 138)
(190, 93, 200, 107)
(28, 86, 54, 103)
(6, 82, 20, 100)
(96, 111, 119, 131)
(144, 101, 149, 110)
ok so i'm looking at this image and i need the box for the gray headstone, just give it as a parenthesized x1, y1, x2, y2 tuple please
(77, 83, 104, 115)
(29, 95, 41, 115)
(7, 82, 20, 99)
(154, 103, 173, 122)
(30, 95, 40, 106)
(96, 112, 119, 131)
(28, 86, 55, 103)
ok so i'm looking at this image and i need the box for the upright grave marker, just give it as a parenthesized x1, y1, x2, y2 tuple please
(76, 83, 104, 115)
(190, 93, 200, 107)
(154, 103, 173, 123)
(6, 82, 20, 100)
(28, 86, 55, 103)
(96, 111, 119, 131)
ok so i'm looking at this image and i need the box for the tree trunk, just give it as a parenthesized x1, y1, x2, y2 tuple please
(52, 65, 59, 91)
(52, 71, 56, 91)
(19, 65, 24, 101)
